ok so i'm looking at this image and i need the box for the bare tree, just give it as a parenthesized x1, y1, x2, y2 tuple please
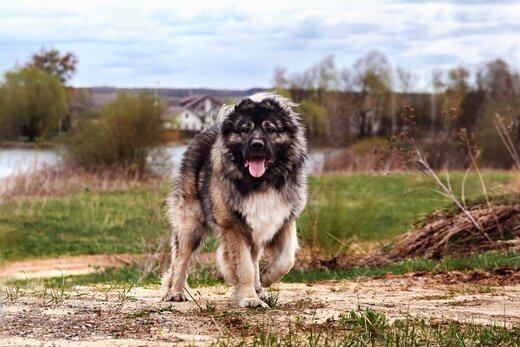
(29, 47, 78, 85)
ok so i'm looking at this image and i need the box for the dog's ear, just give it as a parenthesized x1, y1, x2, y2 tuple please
(221, 119, 235, 136)
(280, 112, 299, 134)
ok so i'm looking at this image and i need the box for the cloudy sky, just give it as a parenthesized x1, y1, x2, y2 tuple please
(1, 0, 519, 90)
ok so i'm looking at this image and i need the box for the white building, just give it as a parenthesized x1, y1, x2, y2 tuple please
(162, 95, 222, 131)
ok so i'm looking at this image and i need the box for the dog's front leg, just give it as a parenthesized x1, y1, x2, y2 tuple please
(251, 245, 265, 296)
(261, 222, 297, 287)
(217, 229, 268, 308)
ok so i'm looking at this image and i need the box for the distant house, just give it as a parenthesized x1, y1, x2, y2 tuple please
(162, 95, 223, 131)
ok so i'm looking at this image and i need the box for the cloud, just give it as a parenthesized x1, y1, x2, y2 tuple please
(0, 0, 518, 89)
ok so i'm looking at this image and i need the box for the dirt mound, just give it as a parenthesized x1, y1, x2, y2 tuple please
(363, 201, 520, 265)
(378, 267, 520, 286)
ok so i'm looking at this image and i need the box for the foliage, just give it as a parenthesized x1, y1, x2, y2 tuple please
(273, 54, 520, 171)
(299, 99, 329, 146)
(29, 47, 78, 84)
(65, 92, 166, 176)
(0, 66, 67, 141)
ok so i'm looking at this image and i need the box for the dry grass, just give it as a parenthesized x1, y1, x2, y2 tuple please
(0, 164, 162, 204)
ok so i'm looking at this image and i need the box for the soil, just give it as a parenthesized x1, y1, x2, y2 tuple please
(0, 255, 137, 280)
(2, 269, 520, 346)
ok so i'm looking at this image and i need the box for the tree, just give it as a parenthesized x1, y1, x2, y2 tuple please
(0, 67, 67, 141)
(66, 92, 166, 176)
(395, 67, 415, 93)
(353, 51, 393, 136)
(354, 51, 392, 94)
(477, 59, 515, 100)
(29, 47, 78, 84)
(299, 99, 329, 146)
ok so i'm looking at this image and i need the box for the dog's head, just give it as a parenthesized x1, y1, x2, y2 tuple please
(219, 93, 306, 181)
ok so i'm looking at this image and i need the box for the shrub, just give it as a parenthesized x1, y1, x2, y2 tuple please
(65, 92, 166, 177)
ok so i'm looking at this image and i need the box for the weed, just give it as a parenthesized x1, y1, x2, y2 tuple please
(259, 290, 280, 308)
(204, 302, 217, 313)
(29, 282, 75, 306)
(116, 282, 136, 303)
(2, 272, 30, 303)
(100, 285, 113, 301)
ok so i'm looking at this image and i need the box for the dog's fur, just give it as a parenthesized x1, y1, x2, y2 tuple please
(161, 93, 307, 308)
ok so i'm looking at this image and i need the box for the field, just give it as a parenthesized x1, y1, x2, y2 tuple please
(0, 172, 514, 262)
(1, 171, 519, 346)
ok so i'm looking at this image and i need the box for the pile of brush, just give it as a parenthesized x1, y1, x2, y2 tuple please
(364, 199, 520, 266)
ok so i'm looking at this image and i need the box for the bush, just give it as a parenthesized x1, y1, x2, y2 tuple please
(65, 92, 166, 177)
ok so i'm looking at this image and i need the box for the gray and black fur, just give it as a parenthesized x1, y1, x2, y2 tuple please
(161, 92, 307, 308)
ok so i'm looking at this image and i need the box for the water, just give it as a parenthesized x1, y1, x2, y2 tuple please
(0, 146, 325, 179)
(0, 149, 61, 180)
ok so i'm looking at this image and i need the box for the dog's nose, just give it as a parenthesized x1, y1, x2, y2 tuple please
(251, 139, 264, 150)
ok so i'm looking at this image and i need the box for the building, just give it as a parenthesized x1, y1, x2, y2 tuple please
(162, 95, 223, 132)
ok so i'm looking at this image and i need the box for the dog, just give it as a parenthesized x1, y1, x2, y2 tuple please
(161, 92, 307, 308)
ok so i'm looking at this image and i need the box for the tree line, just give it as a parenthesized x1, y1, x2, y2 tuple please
(274, 51, 520, 168)
(1, 48, 518, 170)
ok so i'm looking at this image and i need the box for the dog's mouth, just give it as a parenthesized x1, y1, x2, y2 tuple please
(244, 156, 275, 178)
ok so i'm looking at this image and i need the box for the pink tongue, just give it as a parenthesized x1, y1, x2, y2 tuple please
(248, 159, 266, 178)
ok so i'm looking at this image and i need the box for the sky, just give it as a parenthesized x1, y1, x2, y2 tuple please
(0, 0, 519, 90)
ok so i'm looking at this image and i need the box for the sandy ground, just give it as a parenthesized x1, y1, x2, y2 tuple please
(1, 269, 520, 346)
(0, 255, 138, 280)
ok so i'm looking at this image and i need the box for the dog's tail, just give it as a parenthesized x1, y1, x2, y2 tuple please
(207, 91, 299, 127)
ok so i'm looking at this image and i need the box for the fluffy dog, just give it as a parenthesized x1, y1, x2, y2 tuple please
(161, 93, 307, 308)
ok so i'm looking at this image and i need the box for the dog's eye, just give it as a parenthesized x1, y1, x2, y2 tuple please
(240, 127, 251, 134)
(265, 127, 276, 134)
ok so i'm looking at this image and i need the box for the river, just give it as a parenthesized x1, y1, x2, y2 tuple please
(0, 146, 325, 179)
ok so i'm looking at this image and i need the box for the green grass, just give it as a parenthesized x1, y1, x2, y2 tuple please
(0, 187, 169, 262)
(298, 171, 514, 252)
(9, 251, 518, 289)
(283, 250, 520, 283)
(0, 172, 514, 262)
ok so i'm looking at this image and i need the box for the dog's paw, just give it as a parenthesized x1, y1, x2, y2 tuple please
(162, 291, 188, 302)
(238, 297, 269, 309)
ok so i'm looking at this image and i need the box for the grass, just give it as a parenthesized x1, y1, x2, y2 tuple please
(283, 250, 520, 283)
(0, 172, 514, 262)
(210, 308, 520, 346)
(0, 186, 169, 262)
(7, 250, 518, 291)
(299, 171, 514, 253)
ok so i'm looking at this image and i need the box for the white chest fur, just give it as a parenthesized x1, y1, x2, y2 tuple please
(241, 189, 292, 245)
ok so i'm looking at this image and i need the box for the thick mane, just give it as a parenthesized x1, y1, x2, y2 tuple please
(208, 92, 300, 127)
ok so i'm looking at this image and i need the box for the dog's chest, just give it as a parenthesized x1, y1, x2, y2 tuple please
(241, 189, 292, 245)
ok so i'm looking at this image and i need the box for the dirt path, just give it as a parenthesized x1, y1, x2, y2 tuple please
(2, 273, 519, 346)
(0, 253, 216, 281)
(0, 255, 137, 280)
